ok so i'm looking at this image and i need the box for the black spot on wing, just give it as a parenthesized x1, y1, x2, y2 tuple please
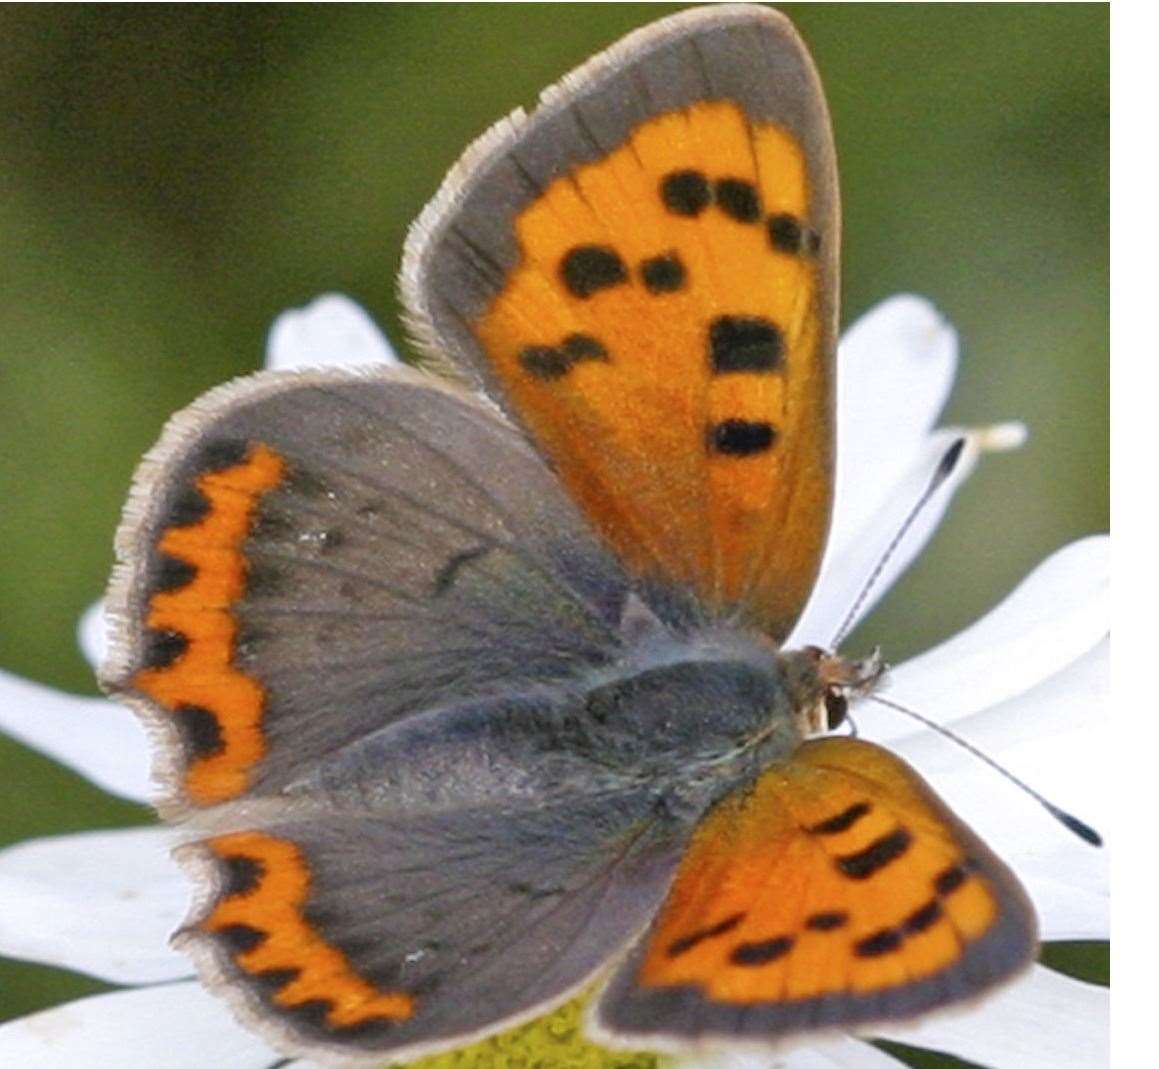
(562, 333, 609, 363)
(176, 703, 225, 759)
(660, 169, 711, 216)
(715, 178, 761, 223)
(520, 334, 609, 381)
(166, 486, 211, 528)
(854, 927, 904, 958)
(850, 899, 945, 961)
(195, 438, 251, 474)
(666, 912, 745, 958)
(153, 553, 198, 593)
(280, 999, 335, 1033)
(251, 966, 302, 1000)
(903, 900, 943, 935)
(217, 923, 267, 954)
(731, 935, 794, 966)
(709, 315, 784, 373)
(142, 628, 188, 670)
(519, 345, 571, 381)
(808, 802, 872, 836)
(560, 245, 627, 298)
(221, 854, 265, 897)
(707, 420, 776, 457)
(767, 212, 821, 256)
(640, 253, 687, 294)
(836, 827, 913, 880)
(935, 861, 974, 897)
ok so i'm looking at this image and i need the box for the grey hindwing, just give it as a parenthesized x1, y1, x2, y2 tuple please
(179, 792, 684, 1062)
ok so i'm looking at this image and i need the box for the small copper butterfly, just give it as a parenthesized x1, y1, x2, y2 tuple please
(102, 5, 1037, 1063)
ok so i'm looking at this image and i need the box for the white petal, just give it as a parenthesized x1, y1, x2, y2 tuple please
(872, 964, 1107, 1069)
(775, 1037, 908, 1069)
(886, 641, 1109, 940)
(882, 638, 1107, 815)
(1014, 855, 1109, 942)
(833, 295, 958, 537)
(876, 536, 1109, 740)
(792, 425, 1021, 646)
(0, 669, 151, 803)
(683, 1035, 906, 1068)
(77, 599, 107, 671)
(0, 982, 288, 1069)
(265, 293, 400, 370)
(0, 827, 190, 983)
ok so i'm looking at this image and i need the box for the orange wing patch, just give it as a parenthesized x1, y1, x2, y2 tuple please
(131, 442, 285, 806)
(635, 738, 1029, 1007)
(190, 832, 414, 1028)
(474, 101, 831, 639)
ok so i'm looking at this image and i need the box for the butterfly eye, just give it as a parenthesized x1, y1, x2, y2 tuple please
(824, 689, 848, 730)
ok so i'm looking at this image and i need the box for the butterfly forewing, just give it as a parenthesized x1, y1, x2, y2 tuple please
(403, 4, 839, 641)
(102, 366, 627, 814)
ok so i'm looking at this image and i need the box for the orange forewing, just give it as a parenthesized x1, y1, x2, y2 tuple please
(473, 101, 831, 639)
(634, 738, 1033, 1007)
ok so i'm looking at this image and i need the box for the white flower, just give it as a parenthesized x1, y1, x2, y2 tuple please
(0, 294, 1107, 1068)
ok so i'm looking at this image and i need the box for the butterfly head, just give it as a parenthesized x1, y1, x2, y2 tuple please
(780, 645, 887, 737)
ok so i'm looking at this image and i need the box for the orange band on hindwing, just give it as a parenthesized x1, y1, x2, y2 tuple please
(132, 442, 285, 805)
(637, 740, 1010, 1005)
(198, 832, 415, 1028)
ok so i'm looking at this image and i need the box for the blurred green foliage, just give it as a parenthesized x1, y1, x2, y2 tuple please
(0, 1, 1107, 1056)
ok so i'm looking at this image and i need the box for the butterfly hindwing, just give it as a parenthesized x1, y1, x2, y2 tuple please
(176, 788, 680, 1064)
(595, 737, 1037, 1045)
(102, 366, 627, 814)
(403, 4, 839, 641)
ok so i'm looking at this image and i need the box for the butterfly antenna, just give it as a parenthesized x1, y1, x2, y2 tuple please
(829, 436, 968, 650)
(869, 693, 1102, 847)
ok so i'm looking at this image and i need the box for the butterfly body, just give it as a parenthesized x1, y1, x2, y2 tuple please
(285, 621, 822, 828)
(102, 6, 1038, 1064)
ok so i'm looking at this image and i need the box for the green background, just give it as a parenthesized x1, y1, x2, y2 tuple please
(0, 1, 1108, 1060)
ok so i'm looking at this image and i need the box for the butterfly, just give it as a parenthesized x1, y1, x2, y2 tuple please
(101, 5, 1037, 1064)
